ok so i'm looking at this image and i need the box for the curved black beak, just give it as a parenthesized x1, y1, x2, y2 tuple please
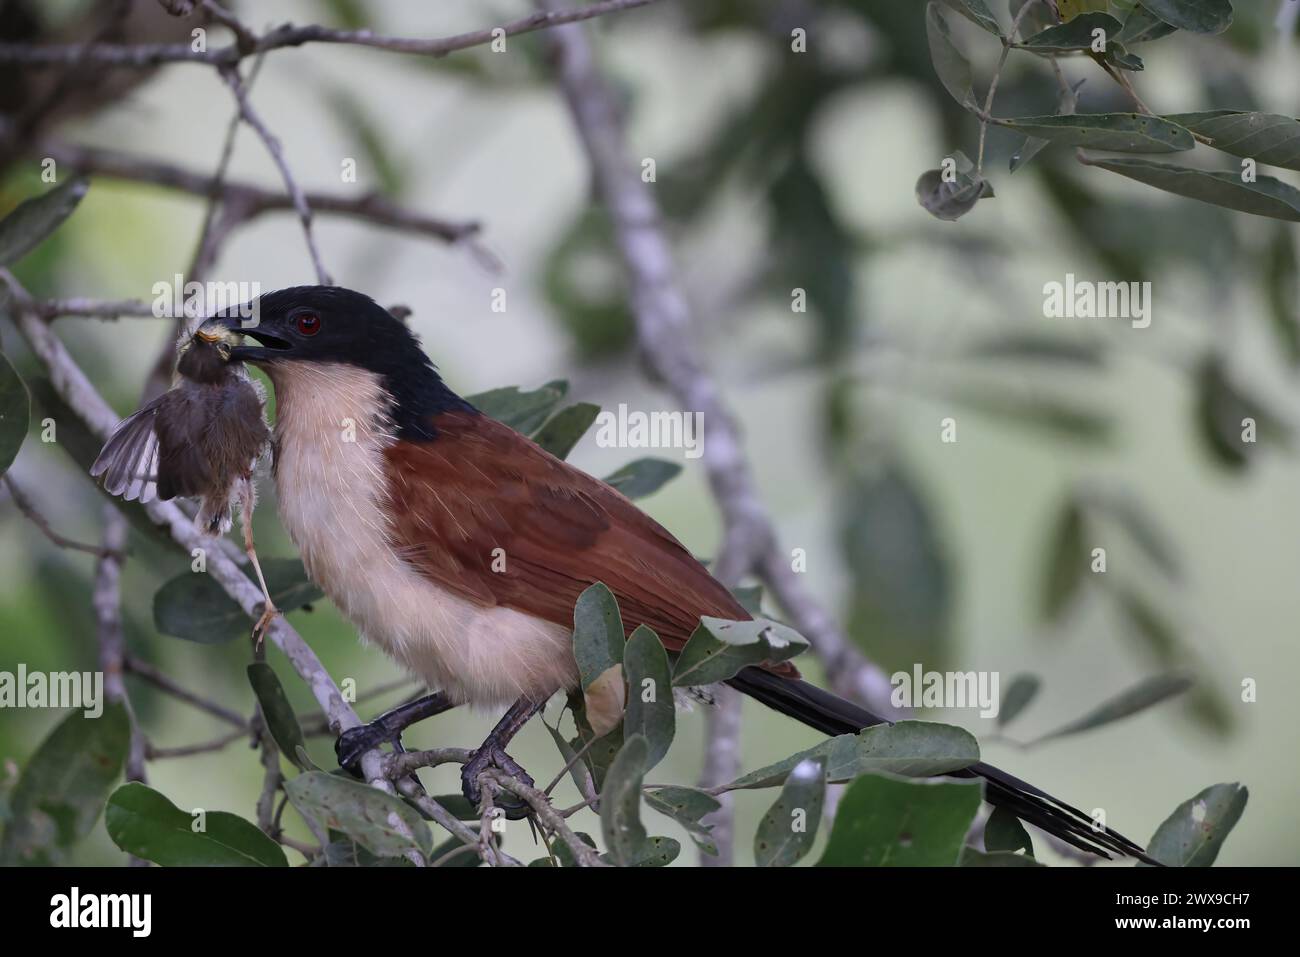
(199, 311, 292, 363)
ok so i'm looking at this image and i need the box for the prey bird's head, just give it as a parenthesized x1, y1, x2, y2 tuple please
(202, 285, 473, 439)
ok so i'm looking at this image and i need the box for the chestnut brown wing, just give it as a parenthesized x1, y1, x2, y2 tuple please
(382, 410, 798, 676)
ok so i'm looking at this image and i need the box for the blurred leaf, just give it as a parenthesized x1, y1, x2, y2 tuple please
(542, 208, 635, 360)
(1144, 782, 1247, 866)
(732, 584, 764, 615)
(599, 733, 651, 867)
(842, 467, 952, 669)
(671, 617, 808, 687)
(644, 786, 719, 856)
(532, 402, 599, 460)
(1056, 0, 1110, 19)
(1031, 674, 1192, 744)
(0, 703, 128, 865)
(1078, 486, 1181, 578)
(321, 84, 404, 195)
(247, 663, 309, 772)
(1009, 0, 1057, 36)
(153, 559, 322, 644)
(998, 674, 1041, 727)
(572, 582, 625, 690)
(325, 835, 419, 867)
(1194, 356, 1287, 468)
(925, 3, 979, 111)
(984, 805, 1034, 856)
(960, 847, 1046, 865)
(0, 349, 28, 474)
(602, 458, 682, 500)
(105, 782, 287, 867)
(1041, 499, 1086, 621)
(1166, 111, 1300, 171)
(754, 756, 826, 867)
(0, 176, 88, 266)
(466, 380, 568, 433)
(1141, 0, 1233, 34)
(816, 774, 982, 866)
(1265, 222, 1300, 363)
(285, 771, 431, 860)
(1010, 79, 1081, 174)
(1083, 156, 1300, 221)
(622, 625, 674, 770)
(939, 0, 1001, 34)
(727, 720, 980, 790)
(999, 114, 1192, 153)
(916, 149, 994, 221)
(953, 382, 1112, 440)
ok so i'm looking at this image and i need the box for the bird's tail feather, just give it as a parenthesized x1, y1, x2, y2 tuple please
(727, 666, 1157, 864)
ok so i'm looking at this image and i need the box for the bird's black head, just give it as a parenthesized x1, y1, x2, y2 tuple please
(204, 285, 475, 439)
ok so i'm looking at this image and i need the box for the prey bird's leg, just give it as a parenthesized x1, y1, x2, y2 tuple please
(239, 476, 279, 646)
(462, 696, 546, 821)
(335, 690, 457, 774)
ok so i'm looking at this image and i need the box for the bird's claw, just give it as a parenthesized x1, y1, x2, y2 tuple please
(251, 601, 280, 647)
(461, 744, 534, 821)
(335, 720, 405, 777)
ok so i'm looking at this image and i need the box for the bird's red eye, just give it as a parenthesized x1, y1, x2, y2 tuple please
(295, 312, 321, 336)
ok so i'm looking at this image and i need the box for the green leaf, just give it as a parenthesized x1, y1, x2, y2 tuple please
(1020, 12, 1123, 53)
(599, 733, 650, 867)
(732, 584, 764, 615)
(602, 457, 682, 500)
(966, 334, 1104, 366)
(727, 720, 980, 790)
(247, 663, 310, 772)
(671, 616, 808, 687)
(916, 150, 993, 222)
(1165, 111, 1300, 171)
(1116, 4, 1179, 43)
(816, 774, 983, 867)
(0, 177, 89, 266)
(998, 114, 1193, 153)
(1032, 673, 1192, 743)
(1145, 782, 1247, 866)
(754, 756, 826, 867)
(465, 380, 568, 433)
(543, 719, 598, 808)
(549, 830, 598, 868)
(532, 402, 600, 459)
(938, 0, 1001, 34)
(1077, 486, 1181, 578)
(644, 786, 719, 856)
(105, 782, 287, 867)
(153, 559, 323, 643)
(1265, 222, 1300, 364)
(622, 625, 675, 770)
(572, 582, 625, 690)
(1140, 0, 1232, 34)
(0, 703, 129, 865)
(0, 350, 29, 475)
(925, 3, 979, 112)
(284, 771, 432, 860)
(1083, 156, 1300, 222)
(960, 847, 1046, 866)
(1056, 0, 1110, 19)
(611, 834, 681, 867)
(1194, 356, 1287, 468)
(1041, 499, 1086, 621)
(1011, 79, 1081, 173)
(950, 384, 1111, 441)
(997, 674, 1041, 728)
(984, 805, 1034, 856)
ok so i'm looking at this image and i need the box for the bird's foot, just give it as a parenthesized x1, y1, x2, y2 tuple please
(251, 601, 280, 648)
(335, 716, 409, 777)
(461, 744, 534, 821)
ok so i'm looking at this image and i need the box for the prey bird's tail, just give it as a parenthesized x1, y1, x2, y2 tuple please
(727, 666, 1156, 864)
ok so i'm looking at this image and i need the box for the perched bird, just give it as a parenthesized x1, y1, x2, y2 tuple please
(91, 321, 279, 641)
(205, 285, 1150, 860)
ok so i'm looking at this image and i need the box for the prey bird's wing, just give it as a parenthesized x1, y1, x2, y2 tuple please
(383, 410, 798, 677)
(90, 396, 163, 503)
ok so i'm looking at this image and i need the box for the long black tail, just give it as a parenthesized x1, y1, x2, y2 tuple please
(728, 667, 1156, 864)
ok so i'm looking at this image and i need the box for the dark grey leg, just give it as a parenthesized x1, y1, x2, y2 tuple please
(335, 690, 457, 773)
(460, 696, 545, 819)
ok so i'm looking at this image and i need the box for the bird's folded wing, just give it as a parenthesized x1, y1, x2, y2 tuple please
(382, 410, 797, 677)
(90, 397, 163, 503)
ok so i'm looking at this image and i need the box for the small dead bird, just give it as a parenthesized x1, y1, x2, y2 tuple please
(92, 320, 278, 641)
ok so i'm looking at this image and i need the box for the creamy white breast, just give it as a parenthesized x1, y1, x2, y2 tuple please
(265, 361, 577, 708)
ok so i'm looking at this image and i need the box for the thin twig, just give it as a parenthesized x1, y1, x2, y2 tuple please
(485, 770, 608, 867)
(123, 654, 247, 729)
(2, 475, 125, 558)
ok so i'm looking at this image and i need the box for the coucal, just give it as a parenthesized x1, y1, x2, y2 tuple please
(91, 321, 280, 641)
(203, 285, 1149, 861)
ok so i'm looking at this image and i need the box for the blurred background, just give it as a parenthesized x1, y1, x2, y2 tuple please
(0, 0, 1296, 865)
